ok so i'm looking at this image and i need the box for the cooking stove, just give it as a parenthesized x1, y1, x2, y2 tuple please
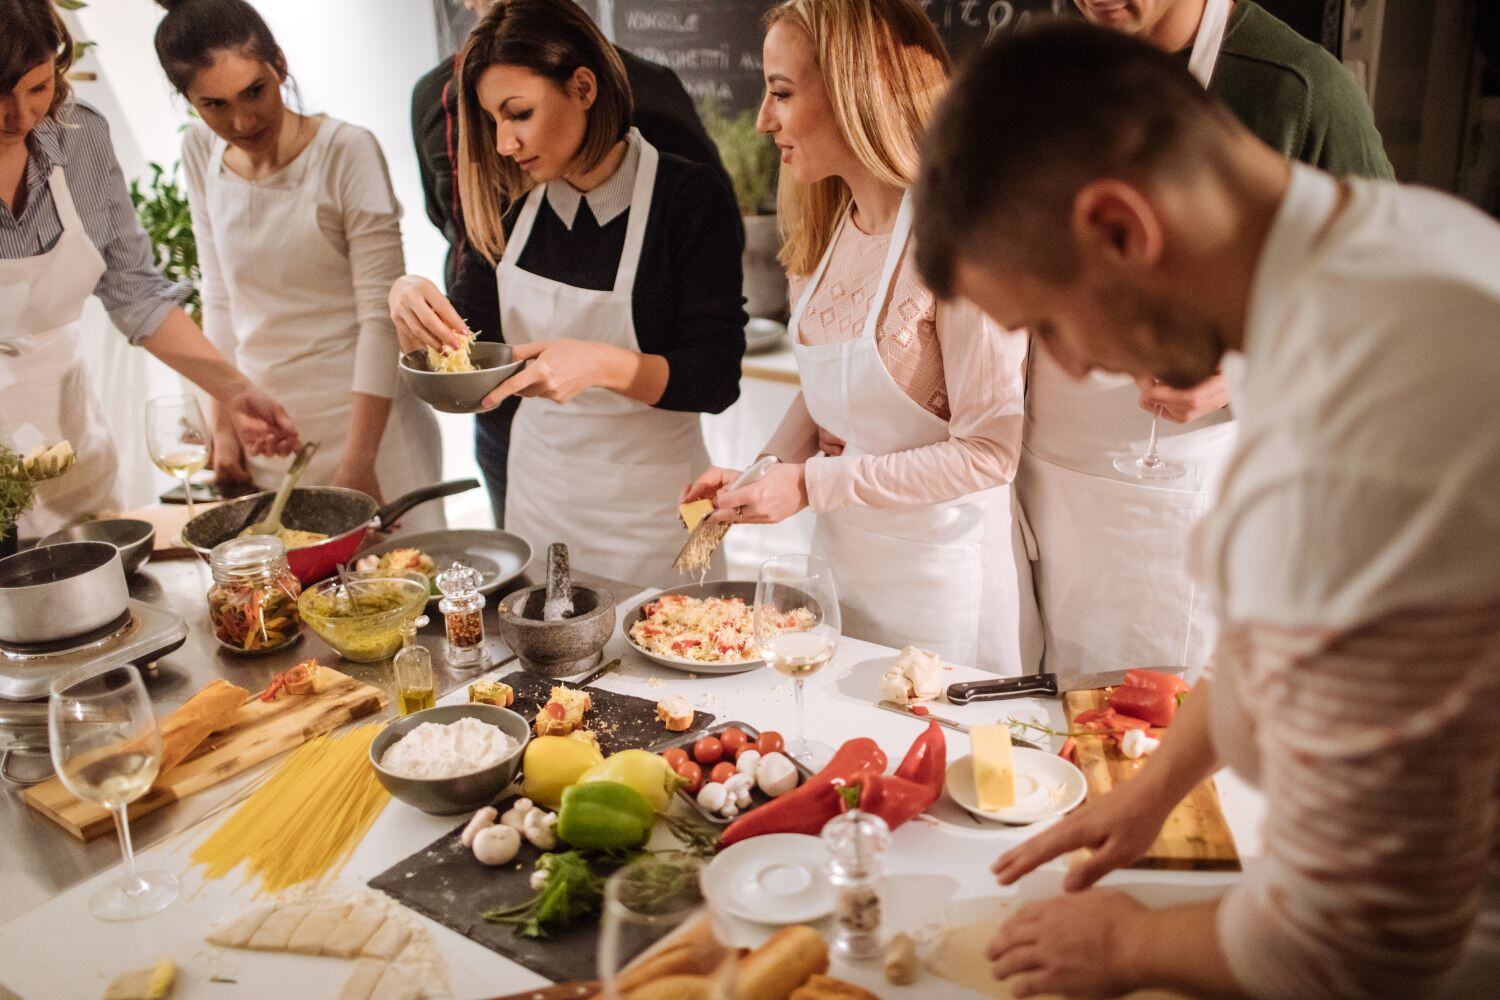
(0, 600, 187, 784)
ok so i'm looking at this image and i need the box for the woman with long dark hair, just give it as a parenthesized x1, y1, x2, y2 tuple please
(0, 0, 298, 537)
(389, 0, 745, 584)
(154, 0, 440, 514)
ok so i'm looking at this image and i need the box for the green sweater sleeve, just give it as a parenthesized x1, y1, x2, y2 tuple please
(1297, 55, 1395, 180)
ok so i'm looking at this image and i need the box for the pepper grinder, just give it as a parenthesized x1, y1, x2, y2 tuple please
(394, 616, 434, 716)
(821, 806, 891, 959)
(436, 562, 490, 669)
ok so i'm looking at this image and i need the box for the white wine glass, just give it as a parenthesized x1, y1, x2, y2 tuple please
(1114, 404, 1186, 481)
(598, 854, 736, 1000)
(145, 394, 213, 524)
(755, 554, 840, 770)
(48, 663, 180, 922)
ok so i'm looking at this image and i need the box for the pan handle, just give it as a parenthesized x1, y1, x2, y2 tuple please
(373, 479, 481, 530)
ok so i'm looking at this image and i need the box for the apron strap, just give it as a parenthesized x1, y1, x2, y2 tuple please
(501, 183, 548, 268)
(45, 165, 88, 234)
(613, 130, 658, 295)
(1188, 0, 1231, 87)
(860, 191, 914, 343)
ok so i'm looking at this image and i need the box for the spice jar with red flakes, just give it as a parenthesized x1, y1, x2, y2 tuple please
(436, 562, 489, 669)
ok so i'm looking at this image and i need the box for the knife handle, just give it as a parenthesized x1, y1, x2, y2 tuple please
(947, 673, 1060, 704)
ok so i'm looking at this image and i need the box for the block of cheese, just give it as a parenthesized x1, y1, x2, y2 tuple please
(679, 499, 714, 532)
(970, 724, 1016, 811)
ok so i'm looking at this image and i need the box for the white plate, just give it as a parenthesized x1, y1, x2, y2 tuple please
(702, 833, 834, 925)
(945, 749, 1086, 825)
(744, 317, 787, 354)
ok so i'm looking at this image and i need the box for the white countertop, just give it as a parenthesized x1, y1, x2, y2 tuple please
(0, 587, 1263, 1000)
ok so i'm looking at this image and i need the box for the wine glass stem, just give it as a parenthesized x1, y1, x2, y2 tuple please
(794, 677, 807, 750)
(180, 472, 194, 523)
(112, 805, 145, 897)
(1143, 410, 1164, 463)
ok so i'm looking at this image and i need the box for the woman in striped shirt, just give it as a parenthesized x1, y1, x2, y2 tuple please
(0, 0, 299, 536)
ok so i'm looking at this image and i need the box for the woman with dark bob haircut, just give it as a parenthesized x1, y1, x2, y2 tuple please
(0, 0, 298, 538)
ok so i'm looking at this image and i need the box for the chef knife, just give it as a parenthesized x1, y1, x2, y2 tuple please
(946, 664, 1189, 705)
(876, 700, 1042, 750)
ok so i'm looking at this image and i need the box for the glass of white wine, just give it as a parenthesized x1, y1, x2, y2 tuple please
(48, 663, 180, 922)
(145, 394, 213, 523)
(755, 554, 840, 770)
(598, 854, 737, 1000)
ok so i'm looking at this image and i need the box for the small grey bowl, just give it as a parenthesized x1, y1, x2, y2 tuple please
(369, 703, 530, 815)
(399, 342, 526, 414)
(40, 518, 155, 576)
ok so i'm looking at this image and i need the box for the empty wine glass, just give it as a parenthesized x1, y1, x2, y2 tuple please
(755, 554, 840, 769)
(598, 854, 736, 1000)
(145, 394, 213, 523)
(48, 663, 180, 921)
(1114, 404, 1186, 481)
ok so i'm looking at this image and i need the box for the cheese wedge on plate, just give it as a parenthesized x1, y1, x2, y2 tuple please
(970, 724, 1016, 810)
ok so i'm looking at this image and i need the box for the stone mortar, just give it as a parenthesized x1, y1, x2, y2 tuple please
(495, 583, 615, 677)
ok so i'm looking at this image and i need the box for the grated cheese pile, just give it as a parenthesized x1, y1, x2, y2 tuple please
(629, 594, 814, 664)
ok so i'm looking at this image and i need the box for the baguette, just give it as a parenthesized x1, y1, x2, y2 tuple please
(625, 976, 712, 1000)
(157, 680, 247, 776)
(788, 976, 879, 1000)
(589, 917, 728, 999)
(735, 926, 828, 1000)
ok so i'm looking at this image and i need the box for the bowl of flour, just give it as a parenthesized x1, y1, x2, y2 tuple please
(369, 703, 530, 814)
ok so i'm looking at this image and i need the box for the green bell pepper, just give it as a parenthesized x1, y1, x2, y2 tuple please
(556, 781, 655, 851)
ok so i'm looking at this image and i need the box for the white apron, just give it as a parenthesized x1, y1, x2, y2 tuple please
(793, 194, 1041, 673)
(201, 122, 441, 525)
(1017, 0, 1233, 677)
(0, 166, 119, 538)
(500, 131, 717, 587)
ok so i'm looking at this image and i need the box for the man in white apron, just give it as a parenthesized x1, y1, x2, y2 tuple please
(498, 132, 718, 587)
(787, 194, 1037, 673)
(0, 166, 118, 538)
(1023, 0, 1390, 677)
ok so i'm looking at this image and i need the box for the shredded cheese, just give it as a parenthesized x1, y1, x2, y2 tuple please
(628, 594, 814, 664)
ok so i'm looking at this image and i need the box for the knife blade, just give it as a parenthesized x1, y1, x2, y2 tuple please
(946, 664, 1189, 705)
(875, 700, 1042, 750)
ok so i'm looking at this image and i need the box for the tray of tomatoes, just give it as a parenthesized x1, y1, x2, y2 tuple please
(653, 721, 813, 825)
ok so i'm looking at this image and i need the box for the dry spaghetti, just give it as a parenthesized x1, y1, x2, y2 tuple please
(190, 724, 389, 894)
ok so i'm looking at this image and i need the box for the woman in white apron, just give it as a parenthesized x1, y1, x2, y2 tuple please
(158, 0, 441, 523)
(1017, 0, 1235, 677)
(684, 0, 1041, 674)
(0, 1, 298, 539)
(386, 0, 745, 584)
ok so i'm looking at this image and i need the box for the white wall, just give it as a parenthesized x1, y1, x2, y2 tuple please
(69, 1, 492, 525)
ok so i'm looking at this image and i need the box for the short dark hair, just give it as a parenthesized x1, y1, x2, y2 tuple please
(1, 0, 74, 116)
(914, 23, 1240, 296)
(153, 0, 285, 95)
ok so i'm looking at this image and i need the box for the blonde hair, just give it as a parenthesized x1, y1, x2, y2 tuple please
(765, 0, 950, 276)
(456, 0, 632, 264)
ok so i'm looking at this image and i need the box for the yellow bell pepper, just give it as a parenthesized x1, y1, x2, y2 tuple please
(521, 736, 604, 809)
(578, 749, 685, 813)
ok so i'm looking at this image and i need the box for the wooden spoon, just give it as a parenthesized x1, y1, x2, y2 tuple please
(241, 441, 318, 538)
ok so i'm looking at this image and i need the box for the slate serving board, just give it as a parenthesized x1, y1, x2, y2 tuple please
(370, 677, 715, 982)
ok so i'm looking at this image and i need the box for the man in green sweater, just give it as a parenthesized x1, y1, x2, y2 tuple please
(1014, 0, 1394, 684)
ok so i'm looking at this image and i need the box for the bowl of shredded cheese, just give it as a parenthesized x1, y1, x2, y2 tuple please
(399, 341, 525, 414)
(369, 703, 530, 814)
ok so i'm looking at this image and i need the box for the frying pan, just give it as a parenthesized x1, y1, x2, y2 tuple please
(181, 480, 479, 585)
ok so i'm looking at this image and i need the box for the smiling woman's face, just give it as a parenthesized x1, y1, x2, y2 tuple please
(475, 63, 594, 184)
(755, 21, 851, 187)
(0, 60, 55, 151)
(182, 50, 287, 155)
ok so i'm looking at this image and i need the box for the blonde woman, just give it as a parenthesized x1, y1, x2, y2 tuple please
(683, 0, 1040, 673)
(388, 0, 745, 585)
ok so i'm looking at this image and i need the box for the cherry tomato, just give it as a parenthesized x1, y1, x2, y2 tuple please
(661, 747, 689, 768)
(756, 731, 785, 755)
(719, 727, 750, 753)
(709, 761, 738, 785)
(693, 735, 725, 766)
(672, 759, 703, 794)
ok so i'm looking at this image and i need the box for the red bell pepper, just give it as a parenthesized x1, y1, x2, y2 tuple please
(719, 737, 888, 847)
(1107, 684, 1178, 727)
(851, 721, 946, 831)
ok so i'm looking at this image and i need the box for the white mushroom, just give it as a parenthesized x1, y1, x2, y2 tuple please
(522, 807, 558, 850)
(735, 749, 762, 776)
(472, 824, 521, 866)
(499, 798, 534, 832)
(1120, 729, 1162, 760)
(696, 782, 728, 814)
(755, 753, 799, 798)
(724, 772, 755, 809)
(460, 806, 499, 848)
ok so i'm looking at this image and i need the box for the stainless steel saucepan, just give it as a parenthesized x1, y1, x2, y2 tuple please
(0, 541, 130, 645)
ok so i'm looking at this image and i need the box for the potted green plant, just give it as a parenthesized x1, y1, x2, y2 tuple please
(701, 100, 786, 321)
(0, 442, 76, 557)
(129, 162, 202, 323)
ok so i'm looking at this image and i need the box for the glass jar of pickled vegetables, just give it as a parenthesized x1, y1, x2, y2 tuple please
(208, 536, 303, 654)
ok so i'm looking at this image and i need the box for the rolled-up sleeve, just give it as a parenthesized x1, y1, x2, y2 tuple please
(79, 111, 190, 344)
(330, 127, 406, 399)
(804, 294, 1026, 511)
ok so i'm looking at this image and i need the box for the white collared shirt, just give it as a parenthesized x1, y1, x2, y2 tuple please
(544, 136, 639, 230)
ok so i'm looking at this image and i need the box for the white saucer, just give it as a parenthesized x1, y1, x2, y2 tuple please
(945, 749, 1087, 825)
(702, 833, 834, 925)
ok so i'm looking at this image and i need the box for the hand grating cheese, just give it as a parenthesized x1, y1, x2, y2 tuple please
(971, 724, 1016, 811)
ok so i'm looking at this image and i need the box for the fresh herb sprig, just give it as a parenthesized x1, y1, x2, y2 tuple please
(481, 851, 604, 940)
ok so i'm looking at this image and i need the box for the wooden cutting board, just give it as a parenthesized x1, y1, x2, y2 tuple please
(25, 667, 387, 840)
(1064, 688, 1239, 871)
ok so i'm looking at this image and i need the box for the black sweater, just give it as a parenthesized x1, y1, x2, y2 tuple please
(449, 150, 746, 415)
